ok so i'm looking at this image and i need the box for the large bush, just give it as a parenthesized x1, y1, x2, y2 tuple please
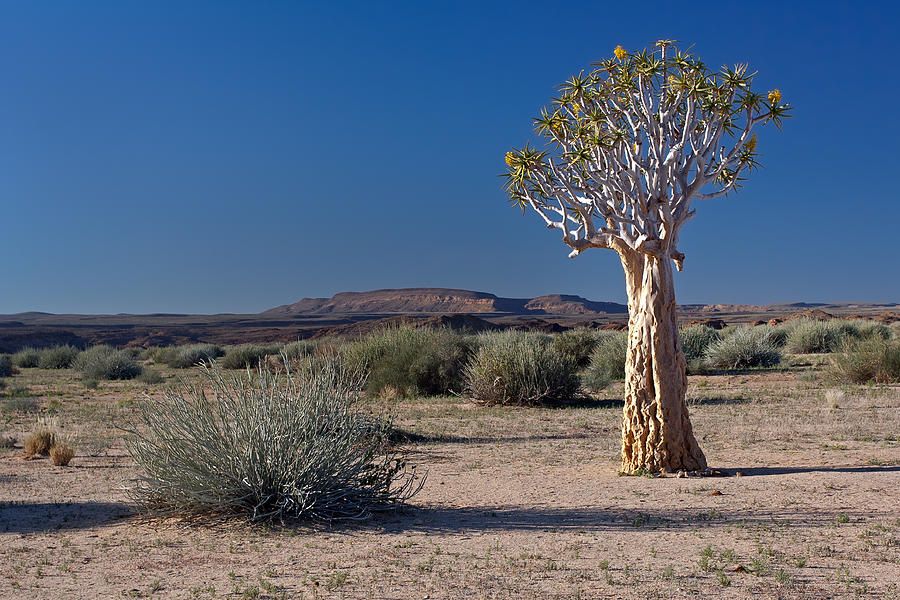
(220, 344, 281, 370)
(582, 331, 628, 391)
(679, 325, 721, 362)
(551, 328, 601, 369)
(784, 319, 861, 354)
(124, 362, 421, 522)
(163, 344, 224, 369)
(37, 345, 82, 369)
(0, 355, 12, 377)
(74, 346, 142, 380)
(464, 330, 579, 405)
(704, 327, 781, 369)
(12, 348, 41, 368)
(829, 337, 900, 384)
(343, 326, 472, 397)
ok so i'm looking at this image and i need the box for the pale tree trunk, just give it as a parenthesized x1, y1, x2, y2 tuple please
(619, 251, 707, 474)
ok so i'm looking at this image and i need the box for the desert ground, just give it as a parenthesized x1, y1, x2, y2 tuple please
(1, 357, 899, 599)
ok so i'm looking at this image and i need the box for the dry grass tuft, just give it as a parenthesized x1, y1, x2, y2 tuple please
(824, 389, 845, 409)
(49, 442, 76, 466)
(24, 428, 55, 457)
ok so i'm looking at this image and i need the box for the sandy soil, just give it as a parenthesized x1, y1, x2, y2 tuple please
(1, 366, 898, 599)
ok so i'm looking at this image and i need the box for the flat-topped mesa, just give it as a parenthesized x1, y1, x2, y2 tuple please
(264, 288, 522, 315)
(265, 288, 629, 316)
(525, 294, 628, 315)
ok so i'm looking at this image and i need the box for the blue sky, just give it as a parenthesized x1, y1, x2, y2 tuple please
(1, 1, 898, 313)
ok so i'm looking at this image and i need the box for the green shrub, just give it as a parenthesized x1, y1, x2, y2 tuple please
(343, 327, 472, 397)
(12, 348, 41, 368)
(162, 344, 224, 368)
(464, 330, 579, 405)
(74, 346, 143, 380)
(220, 344, 281, 370)
(281, 340, 315, 361)
(852, 321, 891, 341)
(37, 345, 82, 369)
(0, 355, 12, 378)
(704, 327, 781, 369)
(784, 319, 860, 354)
(582, 331, 628, 391)
(551, 328, 601, 369)
(124, 361, 421, 522)
(138, 369, 164, 384)
(829, 337, 900, 384)
(679, 325, 721, 362)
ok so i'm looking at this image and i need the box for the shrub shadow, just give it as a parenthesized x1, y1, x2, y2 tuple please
(0, 501, 134, 534)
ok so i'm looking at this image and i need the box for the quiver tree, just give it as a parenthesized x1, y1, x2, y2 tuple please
(504, 41, 790, 473)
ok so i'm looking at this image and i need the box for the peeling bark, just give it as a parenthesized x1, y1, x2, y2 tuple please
(619, 251, 706, 474)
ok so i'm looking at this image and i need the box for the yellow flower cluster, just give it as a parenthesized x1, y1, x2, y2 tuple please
(505, 152, 515, 167)
(614, 45, 627, 61)
(744, 133, 758, 153)
(768, 89, 782, 104)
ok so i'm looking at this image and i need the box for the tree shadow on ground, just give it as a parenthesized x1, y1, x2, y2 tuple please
(392, 430, 599, 445)
(686, 395, 759, 406)
(547, 397, 624, 410)
(365, 504, 871, 535)
(0, 501, 133, 534)
(733, 465, 900, 476)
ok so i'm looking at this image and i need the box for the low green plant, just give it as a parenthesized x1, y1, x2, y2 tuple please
(74, 346, 142, 380)
(343, 326, 472, 397)
(125, 361, 421, 522)
(704, 327, 781, 369)
(551, 328, 601, 368)
(582, 331, 627, 391)
(828, 337, 900, 383)
(464, 330, 579, 405)
(220, 344, 281, 370)
(12, 347, 41, 368)
(37, 345, 82, 369)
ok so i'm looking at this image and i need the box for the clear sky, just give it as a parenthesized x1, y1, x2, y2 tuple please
(2, 1, 898, 314)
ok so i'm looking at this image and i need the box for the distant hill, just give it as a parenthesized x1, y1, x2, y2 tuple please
(264, 288, 629, 316)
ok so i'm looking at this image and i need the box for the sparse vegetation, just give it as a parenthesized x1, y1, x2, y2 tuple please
(582, 331, 627, 391)
(74, 345, 143, 380)
(125, 361, 421, 522)
(704, 326, 781, 370)
(464, 330, 579, 405)
(343, 326, 472, 397)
